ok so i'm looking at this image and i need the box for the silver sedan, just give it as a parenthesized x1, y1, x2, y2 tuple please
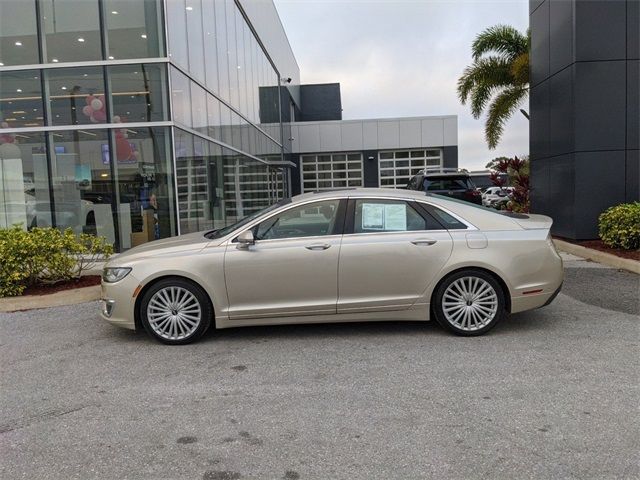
(100, 188, 563, 344)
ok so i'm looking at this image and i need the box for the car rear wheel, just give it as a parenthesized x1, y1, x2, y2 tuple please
(140, 278, 212, 345)
(433, 270, 506, 336)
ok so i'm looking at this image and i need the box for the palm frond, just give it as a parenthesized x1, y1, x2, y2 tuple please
(457, 56, 512, 106)
(485, 86, 528, 149)
(472, 25, 528, 61)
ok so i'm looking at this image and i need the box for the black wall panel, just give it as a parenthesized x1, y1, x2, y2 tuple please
(574, 60, 626, 152)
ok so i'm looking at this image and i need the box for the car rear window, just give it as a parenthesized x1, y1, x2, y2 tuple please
(424, 177, 475, 191)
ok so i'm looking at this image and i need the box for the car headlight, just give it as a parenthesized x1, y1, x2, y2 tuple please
(102, 267, 132, 283)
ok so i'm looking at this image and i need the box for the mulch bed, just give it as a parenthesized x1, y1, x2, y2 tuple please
(21, 275, 102, 296)
(554, 237, 640, 261)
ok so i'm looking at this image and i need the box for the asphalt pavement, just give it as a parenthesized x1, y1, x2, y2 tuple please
(1, 254, 638, 479)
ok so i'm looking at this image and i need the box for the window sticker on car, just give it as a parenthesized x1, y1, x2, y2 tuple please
(362, 203, 407, 231)
(362, 203, 384, 229)
(384, 204, 407, 230)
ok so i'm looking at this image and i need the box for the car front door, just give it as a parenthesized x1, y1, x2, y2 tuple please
(337, 198, 453, 313)
(224, 199, 346, 320)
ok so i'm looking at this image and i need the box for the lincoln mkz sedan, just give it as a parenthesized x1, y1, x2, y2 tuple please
(100, 188, 563, 344)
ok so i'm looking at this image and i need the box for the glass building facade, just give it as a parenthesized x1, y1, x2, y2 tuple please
(0, 0, 289, 251)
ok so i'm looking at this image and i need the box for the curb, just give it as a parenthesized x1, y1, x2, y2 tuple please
(0, 285, 101, 313)
(553, 239, 640, 274)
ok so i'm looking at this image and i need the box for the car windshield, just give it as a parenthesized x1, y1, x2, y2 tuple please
(204, 198, 291, 239)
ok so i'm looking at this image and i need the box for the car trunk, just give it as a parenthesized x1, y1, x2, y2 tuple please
(507, 213, 554, 230)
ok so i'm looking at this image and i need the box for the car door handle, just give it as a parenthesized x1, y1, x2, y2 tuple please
(305, 243, 331, 250)
(411, 239, 437, 246)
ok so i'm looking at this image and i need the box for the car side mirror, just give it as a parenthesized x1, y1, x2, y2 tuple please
(236, 230, 255, 249)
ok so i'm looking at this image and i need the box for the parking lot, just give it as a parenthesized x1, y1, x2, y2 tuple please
(1, 254, 638, 480)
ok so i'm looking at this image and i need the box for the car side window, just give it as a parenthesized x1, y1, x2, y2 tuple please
(353, 199, 432, 233)
(427, 205, 467, 229)
(254, 200, 341, 240)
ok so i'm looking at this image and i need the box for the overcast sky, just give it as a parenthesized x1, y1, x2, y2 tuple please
(274, 0, 529, 171)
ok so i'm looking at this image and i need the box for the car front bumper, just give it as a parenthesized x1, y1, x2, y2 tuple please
(99, 273, 140, 331)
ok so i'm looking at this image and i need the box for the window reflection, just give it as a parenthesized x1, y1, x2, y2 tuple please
(49, 129, 115, 243)
(104, 0, 165, 60)
(170, 67, 191, 127)
(186, 0, 205, 82)
(109, 63, 168, 123)
(191, 83, 207, 134)
(112, 127, 176, 248)
(47, 67, 106, 126)
(41, 0, 102, 63)
(0, 133, 51, 230)
(0, 0, 39, 66)
(0, 70, 45, 128)
(166, 0, 188, 69)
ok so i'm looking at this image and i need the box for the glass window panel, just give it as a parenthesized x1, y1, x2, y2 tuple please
(166, 0, 188, 69)
(186, 0, 205, 81)
(231, 112, 243, 152)
(426, 149, 441, 157)
(0, 132, 51, 230)
(170, 67, 191, 127)
(411, 150, 424, 158)
(207, 94, 221, 140)
(47, 67, 106, 126)
(0, 70, 44, 128)
(225, 0, 239, 109)
(112, 127, 176, 248)
(0, 0, 39, 66)
(191, 82, 207, 133)
(48, 129, 115, 246)
(202, 0, 219, 95)
(41, 0, 102, 63)
(214, 0, 229, 101)
(108, 63, 168, 123)
(220, 104, 232, 146)
(395, 151, 409, 159)
(236, 12, 247, 118)
(379, 152, 393, 160)
(104, 0, 164, 60)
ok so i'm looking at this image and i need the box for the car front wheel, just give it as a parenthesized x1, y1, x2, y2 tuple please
(140, 278, 212, 345)
(433, 270, 506, 336)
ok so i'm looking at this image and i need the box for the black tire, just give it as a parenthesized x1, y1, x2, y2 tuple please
(139, 278, 212, 345)
(432, 269, 506, 336)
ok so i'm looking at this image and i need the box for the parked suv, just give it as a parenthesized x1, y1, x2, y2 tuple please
(482, 186, 514, 207)
(407, 168, 482, 205)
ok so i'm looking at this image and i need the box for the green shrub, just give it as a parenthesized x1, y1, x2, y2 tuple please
(598, 202, 640, 250)
(0, 225, 113, 297)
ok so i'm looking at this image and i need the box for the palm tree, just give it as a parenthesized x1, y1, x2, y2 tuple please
(457, 25, 529, 149)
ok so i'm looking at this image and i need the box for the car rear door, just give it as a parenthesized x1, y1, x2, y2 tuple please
(337, 197, 453, 313)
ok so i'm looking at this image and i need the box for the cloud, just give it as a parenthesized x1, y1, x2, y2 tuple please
(274, 0, 529, 170)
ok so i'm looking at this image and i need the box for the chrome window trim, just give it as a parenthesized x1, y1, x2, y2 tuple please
(251, 233, 342, 246)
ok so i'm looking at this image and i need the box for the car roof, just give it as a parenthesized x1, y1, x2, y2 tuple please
(292, 188, 447, 204)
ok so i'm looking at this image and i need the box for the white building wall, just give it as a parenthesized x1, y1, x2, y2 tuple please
(291, 116, 458, 153)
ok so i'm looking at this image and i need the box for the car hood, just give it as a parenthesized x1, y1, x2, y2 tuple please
(110, 231, 211, 264)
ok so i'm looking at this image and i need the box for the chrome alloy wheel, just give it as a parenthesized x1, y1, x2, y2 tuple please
(146, 286, 202, 341)
(442, 276, 498, 331)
